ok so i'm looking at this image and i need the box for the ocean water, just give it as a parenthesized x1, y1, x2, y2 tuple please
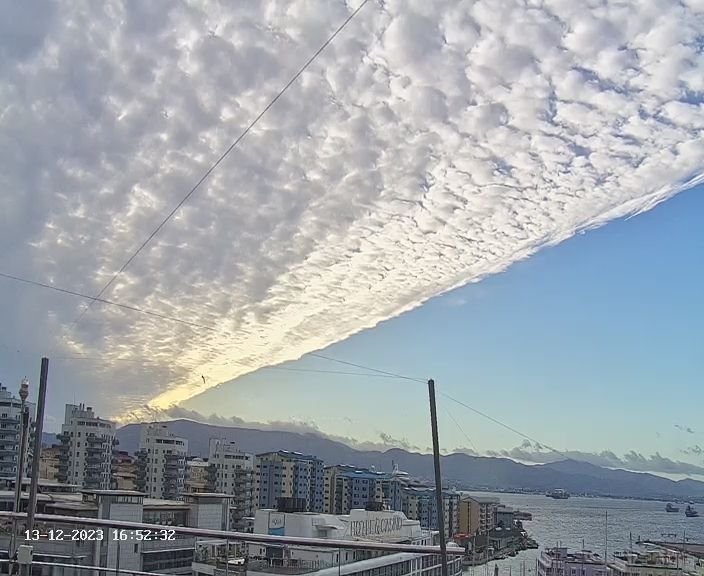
(462, 493, 704, 576)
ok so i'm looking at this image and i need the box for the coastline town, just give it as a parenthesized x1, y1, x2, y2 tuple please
(0, 395, 701, 576)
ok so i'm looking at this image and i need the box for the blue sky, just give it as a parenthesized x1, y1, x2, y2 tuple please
(3, 0, 704, 481)
(184, 184, 704, 466)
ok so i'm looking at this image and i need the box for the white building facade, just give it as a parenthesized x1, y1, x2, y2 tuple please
(237, 508, 463, 576)
(0, 384, 35, 480)
(207, 438, 255, 531)
(57, 403, 115, 489)
(136, 424, 188, 499)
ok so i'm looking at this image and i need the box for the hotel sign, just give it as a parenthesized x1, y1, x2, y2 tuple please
(346, 511, 404, 541)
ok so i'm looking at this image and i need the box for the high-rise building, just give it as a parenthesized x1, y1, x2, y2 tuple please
(56, 404, 116, 489)
(324, 465, 388, 514)
(135, 423, 188, 500)
(458, 495, 499, 536)
(400, 486, 460, 539)
(0, 384, 35, 480)
(207, 438, 255, 531)
(254, 450, 325, 512)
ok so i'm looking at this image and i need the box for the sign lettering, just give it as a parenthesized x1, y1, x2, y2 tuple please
(348, 516, 403, 538)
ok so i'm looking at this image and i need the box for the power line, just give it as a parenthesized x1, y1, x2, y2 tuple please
(265, 365, 404, 379)
(70, 0, 373, 330)
(443, 406, 478, 452)
(308, 352, 569, 458)
(439, 391, 567, 458)
(0, 271, 217, 332)
(308, 352, 424, 382)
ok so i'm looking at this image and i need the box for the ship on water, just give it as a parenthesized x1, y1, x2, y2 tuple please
(685, 505, 699, 517)
(666, 503, 680, 513)
(546, 489, 570, 499)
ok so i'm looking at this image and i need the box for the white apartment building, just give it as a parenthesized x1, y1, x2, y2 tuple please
(57, 403, 115, 490)
(0, 483, 232, 576)
(136, 424, 188, 500)
(0, 384, 35, 480)
(207, 438, 255, 531)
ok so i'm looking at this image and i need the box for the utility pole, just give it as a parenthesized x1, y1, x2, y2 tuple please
(26, 357, 49, 533)
(428, 379, 448, 576)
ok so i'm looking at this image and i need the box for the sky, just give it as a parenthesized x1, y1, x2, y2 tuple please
(181, 184, 704, 477)
(1, 1, 704, 478)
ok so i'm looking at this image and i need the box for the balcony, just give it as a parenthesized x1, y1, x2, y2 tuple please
(86, 455, 104, 465)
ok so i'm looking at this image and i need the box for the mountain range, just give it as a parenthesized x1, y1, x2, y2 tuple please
(68, 419, 704, 502)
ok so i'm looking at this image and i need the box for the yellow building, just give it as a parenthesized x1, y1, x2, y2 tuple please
(458, 495, 498, 535)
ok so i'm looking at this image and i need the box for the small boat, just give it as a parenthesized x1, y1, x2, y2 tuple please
(666, 503, 680, 513)
(685, 505, 699, 517)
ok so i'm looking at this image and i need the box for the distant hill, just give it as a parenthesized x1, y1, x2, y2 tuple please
(115, 419, 704, 501)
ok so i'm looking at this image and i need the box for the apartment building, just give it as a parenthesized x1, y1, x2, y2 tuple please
(255, 450, 325, 512)
(207, 438, 255, 531)
(401, 486, 460, 539)
(56, 403, 116, 490)
(0, 384, 35, 480)
(135, 423, 188, 500)
(0, 483, 231, 576)
(324, 465, 388, 514)
(458, 495, 499, 536)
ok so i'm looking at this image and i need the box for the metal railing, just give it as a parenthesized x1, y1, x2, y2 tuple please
(0, 512, 464, 555)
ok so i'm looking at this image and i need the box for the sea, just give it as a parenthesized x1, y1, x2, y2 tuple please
(461, 492, 704, 576)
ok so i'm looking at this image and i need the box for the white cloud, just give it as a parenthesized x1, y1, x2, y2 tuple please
(489, 441, 704, 477)
(1, 0, 704, 421)
(136, 405, 420, 452)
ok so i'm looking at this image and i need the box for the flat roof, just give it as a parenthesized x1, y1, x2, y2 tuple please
(46, 501, 98, 511)
(184, 492, 231, 498)
(143, 498, 190, 508)
(463, 495, 500, 503)
(82, 489, 145, 496)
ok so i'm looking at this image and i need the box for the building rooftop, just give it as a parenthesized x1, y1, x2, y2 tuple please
(463, 495, 500, 504)
(184, 492, 232, 499)
(143, 498, 191, 508)
(81, 489, 145, 496)
(46, 501, 98, 512)
(256, 450, 321, 461)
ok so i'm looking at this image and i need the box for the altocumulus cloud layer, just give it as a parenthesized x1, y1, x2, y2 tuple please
(2, 0, 704, 420)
